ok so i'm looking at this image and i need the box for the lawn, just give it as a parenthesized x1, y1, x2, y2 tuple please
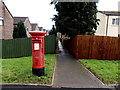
(79, 59, 120, 84)
(0, 54, 56, 84)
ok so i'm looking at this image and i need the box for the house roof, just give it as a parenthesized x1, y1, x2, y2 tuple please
(31, 23, 38, 31)
(39, 27, 43, 31)
(13, 17, 28, 24)
(1, 1, 13, 18)
(99, 11, 120, 16)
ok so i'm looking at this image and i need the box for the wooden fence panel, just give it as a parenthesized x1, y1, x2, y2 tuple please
(71, 36, 78, 58)
(64, 35, 120, 60)
(63, 36, 78, 58)
(44, 35, 56, 54)
(88, 36, 94, 59)
(2, 38, 32, 58)
(1, 35, 56, 58)
(78, 35, 93, 59)
(119, 37, 120, 59)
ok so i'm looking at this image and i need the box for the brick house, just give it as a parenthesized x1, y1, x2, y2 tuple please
(0, 1, 14, 39)
(31, 23, 40, 31)
(13, 17, 32, 37)
(39, 27, 43, 31)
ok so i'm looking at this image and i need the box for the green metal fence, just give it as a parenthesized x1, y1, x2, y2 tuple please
(44, 35, 56, 54)
(1, 35, 56, 58)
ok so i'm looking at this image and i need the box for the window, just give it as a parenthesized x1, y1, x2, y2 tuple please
(0, 20, 2, 25)
(112, 18, 120, 26)
(25, 27, 28, 31)
(112, 19, 115, 25)
(0, 17, 3, 25)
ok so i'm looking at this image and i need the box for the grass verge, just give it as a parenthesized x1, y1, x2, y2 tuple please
(0, 54, 56, 84)
(79, 59, 120, 84)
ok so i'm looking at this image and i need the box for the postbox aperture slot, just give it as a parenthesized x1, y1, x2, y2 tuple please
(33, 39, 42, 42)
(34, 43, 40, 50)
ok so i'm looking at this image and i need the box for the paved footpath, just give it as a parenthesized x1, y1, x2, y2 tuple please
(53, 40, 109, 88)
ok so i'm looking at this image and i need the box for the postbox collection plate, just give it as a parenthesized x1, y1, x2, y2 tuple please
(34, 43, 39, 50)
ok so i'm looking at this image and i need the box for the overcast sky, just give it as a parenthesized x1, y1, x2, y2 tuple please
(3, 0, 120, 30)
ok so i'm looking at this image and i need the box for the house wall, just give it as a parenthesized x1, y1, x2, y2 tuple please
(95, 12, 107, 36)
(0, 26, 2, 30)
(0, 1, 3, 39)
(0, 25, 3, 39)
(107, 16, 118, 37)
(35, 25, 39, 31)
(96, 12, 119, 37)
(24, 18, 32, 37)
(0, 1, 3, 17)
(0, 1, 13, 39)
(3, 3, 13, 39)
(119, 28, 120, 36)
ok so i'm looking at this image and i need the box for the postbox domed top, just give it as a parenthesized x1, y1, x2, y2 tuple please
(29, 31, 46, 36)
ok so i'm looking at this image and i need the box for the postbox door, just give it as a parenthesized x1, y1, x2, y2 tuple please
(32, 40, 43, 68)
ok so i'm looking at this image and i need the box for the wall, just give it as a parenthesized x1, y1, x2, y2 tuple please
(95, 12, 107, 36)
(3, 3, 13, 39)
(0, 1, 3, 39)
(24, 18, 32, 37)
(31, 24, 39, 31)
(0, 25, 3, 39)
(0, 1, 3, 17)
(0, 1, 13, 39)
(96, 12, 119, 37)
(34, 25, 39, 31)
(107, 15, 119, 37)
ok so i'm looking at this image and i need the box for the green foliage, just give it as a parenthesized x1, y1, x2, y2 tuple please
(13, 21, 27, 39)
(49, 25, 57, 35)
(0, 54, 56, 84)
(52, 2, 99, 38)
(13, 26, 19, 38)
(80, 59, 120, 84)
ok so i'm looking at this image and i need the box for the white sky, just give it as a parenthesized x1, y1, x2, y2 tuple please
(97, 0, 119, 11)
(2, 0, 120, 30)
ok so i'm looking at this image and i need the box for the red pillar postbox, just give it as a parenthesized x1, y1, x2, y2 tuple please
(29, 31, 46, 77)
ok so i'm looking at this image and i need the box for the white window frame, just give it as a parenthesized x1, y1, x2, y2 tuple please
(0, 17, 3, 26)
